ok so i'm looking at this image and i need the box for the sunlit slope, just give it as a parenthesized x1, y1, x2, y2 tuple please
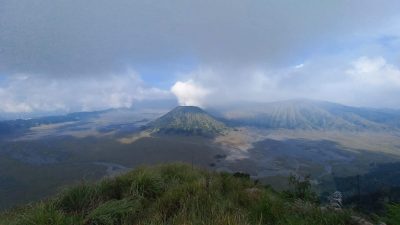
(221, 99, 400, 131)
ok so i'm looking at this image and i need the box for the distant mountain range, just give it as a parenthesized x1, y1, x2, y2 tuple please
(217, 99, 400, 131)
(147, 106, 228, 136)
(1, 100, 400, 138)
(0, 110, 104, 137)
(1, 100, 400, 212)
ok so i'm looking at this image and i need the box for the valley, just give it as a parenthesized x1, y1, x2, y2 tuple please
(1, 100, 400, 210)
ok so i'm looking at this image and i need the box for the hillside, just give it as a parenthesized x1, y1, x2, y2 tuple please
(0, 110, 104, 137)
(148, 106, 228, 136)
(0, 163, 361, 225)
(220, 99, 400, 131)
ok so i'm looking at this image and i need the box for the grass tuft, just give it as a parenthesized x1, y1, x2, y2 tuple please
(381, 203, 400, 225)
(56, 183, 99, 215)
(84, 199, 142, 225)
(1, 163, 355, 225)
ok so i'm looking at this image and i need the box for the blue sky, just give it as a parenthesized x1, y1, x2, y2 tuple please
(1, 0, 400, 116)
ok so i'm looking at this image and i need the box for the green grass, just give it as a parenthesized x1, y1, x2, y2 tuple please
(0, 163, 353, 225)
(381, 203, 400, 225)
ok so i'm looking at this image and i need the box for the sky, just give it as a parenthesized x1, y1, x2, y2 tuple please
(1, 0, 400, 117)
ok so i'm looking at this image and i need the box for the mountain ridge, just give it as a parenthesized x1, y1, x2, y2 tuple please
(217, 99, 400, 131)
(147, 106, 228, 136)
(0, 163, 361, 225)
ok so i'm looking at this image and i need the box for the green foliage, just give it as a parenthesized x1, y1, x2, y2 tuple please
(97, 177, 130, 201)
(56, 183, 99, 215)
(0, 163, 354, 225)
(382, 203, 400, 225)
(12, 203, 79, 225)
(85, 199, 142, 225)
(250, 192, 351, 225)
(284, 174, 319, 203)
(129, 169, 165, 198)
(249, 193, 285, 224)
(158, 163, 202, 183)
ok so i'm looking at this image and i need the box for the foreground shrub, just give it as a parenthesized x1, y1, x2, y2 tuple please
(97, 177, 130, 201)
(382, 203, 400, 225)
(13, 203, 76, 225)
(56, 183, 99, 215)
(84, 198, 142, 225)
(0, 163, 355, 225)
(129, 169, 165, 198)
(284, 174, 319, 203)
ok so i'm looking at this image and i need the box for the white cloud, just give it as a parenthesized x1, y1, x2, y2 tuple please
(170, 66, 286, 106)
(169, 55, 400, 108)
(294, 63, 305, 69)
(1, 1, 400, 112)
(170, 80, 210, 107)
(0, 71, 171, 113)
(346, 56, 400, 86)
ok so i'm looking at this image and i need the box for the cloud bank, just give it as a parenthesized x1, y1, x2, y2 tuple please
(0, 71, 170, 114)
(1, 0, 400, 116)
(2, 0, 399, 76)
(171, 55, 400, 108)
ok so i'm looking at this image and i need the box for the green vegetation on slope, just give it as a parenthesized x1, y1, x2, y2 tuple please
(381, 204, 400, 225)
(148, 106, 228, 136)
(0, 163, 354, 225)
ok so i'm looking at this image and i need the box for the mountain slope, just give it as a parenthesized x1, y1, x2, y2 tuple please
(0, 111, 104, 137)
(0, 163, 354, 225)
(219, 99, 399, 131)
(147, 106, 228, 136)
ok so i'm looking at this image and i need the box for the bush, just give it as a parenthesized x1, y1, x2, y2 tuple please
(129, 169, 165, 198)
(158, 163, 202, 184)
(284, 174, 319, 203)
(14, 203, 76, 225)
(57, 183, 99, 215)
(84, 199, 142, 225)
(97, 177, 130, 201)
(0, 163, 356, 225)
(250, 193, 285, 224)
(382, 203, 400, 225)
